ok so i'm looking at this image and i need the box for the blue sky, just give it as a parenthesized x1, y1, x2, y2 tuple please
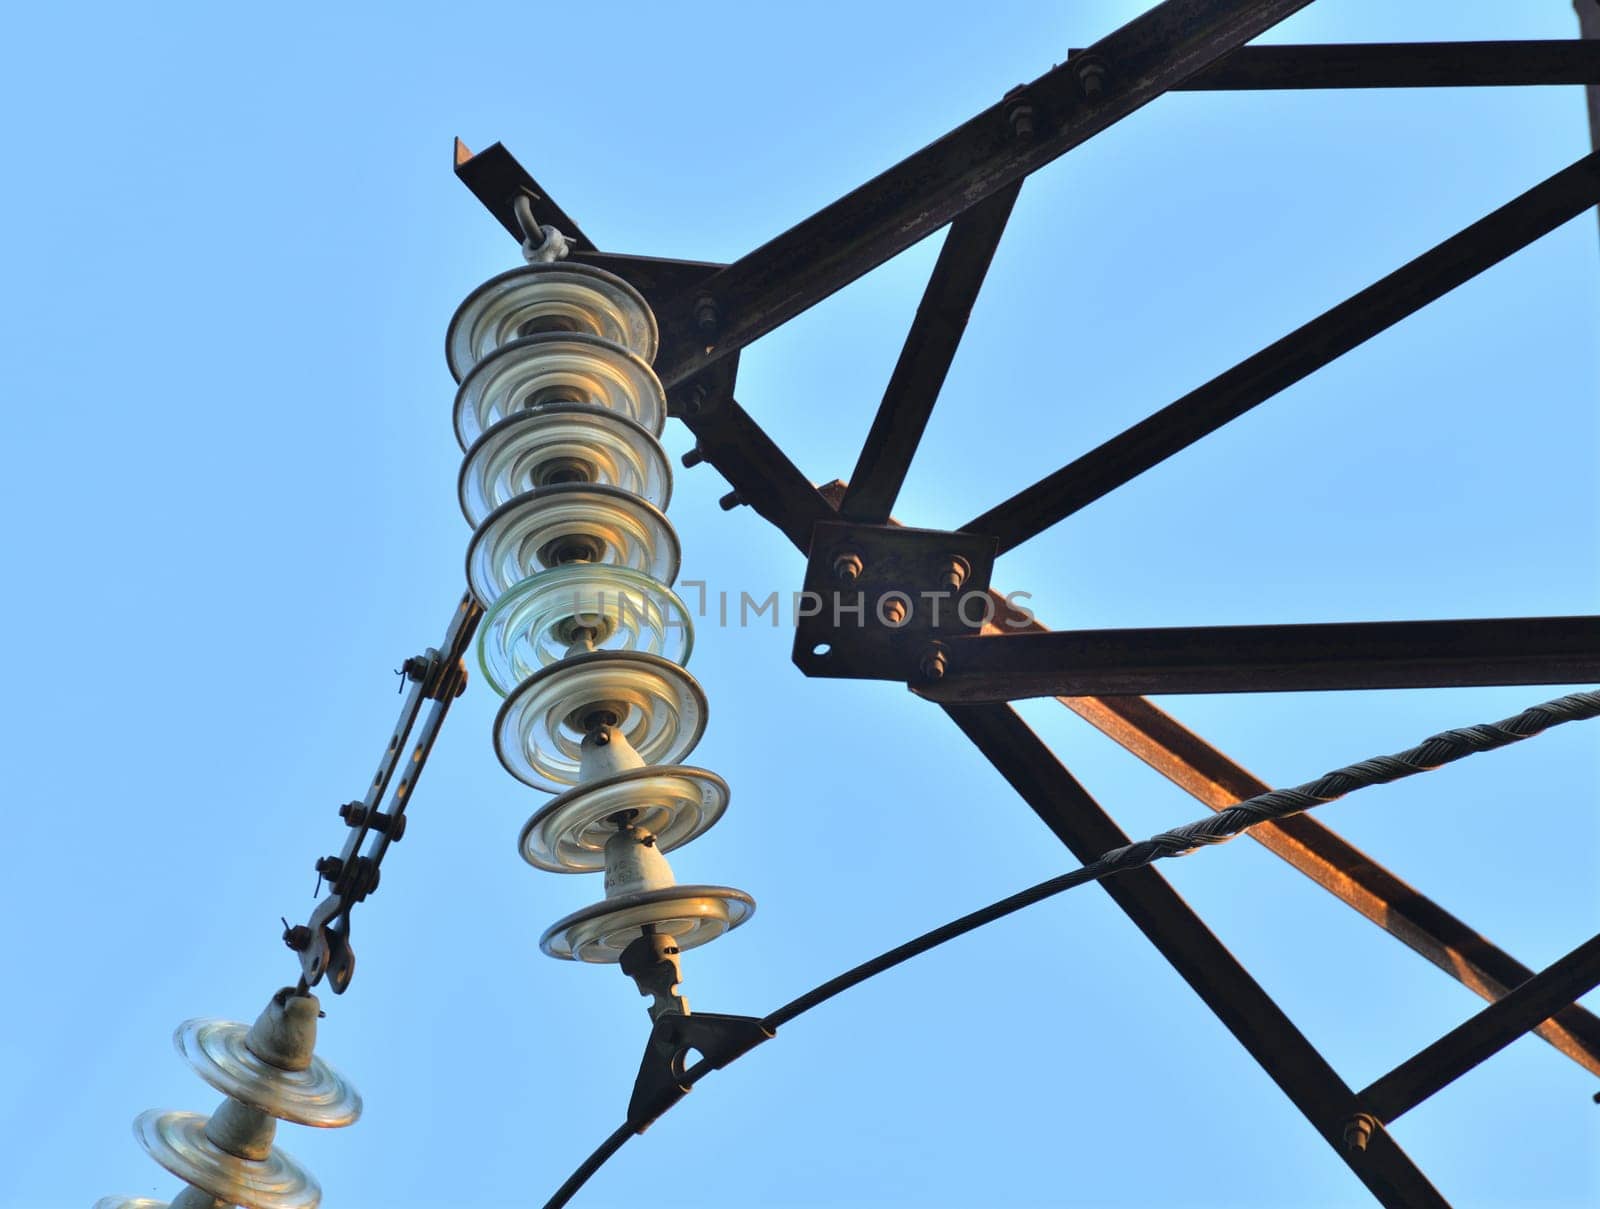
(2, 2, 1597, 1207)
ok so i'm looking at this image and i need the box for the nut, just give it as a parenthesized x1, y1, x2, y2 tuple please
(832, 550, 864, 585)
(939, 556, 970, 593)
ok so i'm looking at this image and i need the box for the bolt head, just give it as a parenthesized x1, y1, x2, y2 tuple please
(1075, 57, 1107, 98)
(938, 556, 971, 593)
(1342, 1114, 1377, 1153)
(832, 551, 864, 585)
(693, 295, 720, 337)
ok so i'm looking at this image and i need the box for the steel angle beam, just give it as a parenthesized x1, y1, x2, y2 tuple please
(839, 183, 1021, 523)
(1117, 40, 1600, 90)
(1051, 690, 1600, 1078)
(943, 702, 1448, 1209)
(453, 139, 727, 314)
(454, 138, 599, 251)
(912, 616, 1600, 700)
(964, 150, 1600, 552)
(1357, 931, 1600, 1125)
(648, 0, 1315, 388)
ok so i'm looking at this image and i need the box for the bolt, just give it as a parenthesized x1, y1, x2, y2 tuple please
(1342, 1113, 1379, 1154)
(881, 596, 908, 626)
(719, 490, 745, 511)
(693, 295, 720, 338)
(339, 801, 367, 827)
(938, 556, 970, 593)
(832, 550, 864, 585)
(920, 645, 948, 681)
(1003, 87, 1035, 141)
(682, 446, 705, 468)
(281, 921, 313, 952)
(681, 384, 708, 417)
(1074, 55, 1108, 99)
(401, 656, 430, 682)
(315, 856, 344, 882)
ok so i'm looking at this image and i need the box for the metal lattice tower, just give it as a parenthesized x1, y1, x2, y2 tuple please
(97, 5, 1600, 1206)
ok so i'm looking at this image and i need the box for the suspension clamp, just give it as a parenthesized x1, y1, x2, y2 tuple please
(626, 1011, 774, 1133)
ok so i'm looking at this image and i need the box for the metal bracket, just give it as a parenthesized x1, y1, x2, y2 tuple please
(626, 1012, 775, 1133)
(793, 520, 997, 681)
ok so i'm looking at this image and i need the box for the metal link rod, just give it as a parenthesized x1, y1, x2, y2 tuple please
(288, 592, 482, 993)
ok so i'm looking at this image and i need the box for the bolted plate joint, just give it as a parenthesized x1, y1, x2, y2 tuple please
(792, 520, 997, 682)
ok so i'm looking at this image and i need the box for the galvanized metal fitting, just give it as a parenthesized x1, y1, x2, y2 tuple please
(620, 931, 689, 1021)
(339, 802, 407, 841)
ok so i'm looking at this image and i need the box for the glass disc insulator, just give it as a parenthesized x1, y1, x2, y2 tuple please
(478, 563, 694, 697)
(458, 404, 671, 528)
(447, 262, 658, 382)
(493, 651, 708, 791)
(520, 765, 730, 873)
(133, 1110, 319, 1209)
(540, 885, 755, 962)
(175, 1018, 362, 1128)
(465, 485, 681, 610)
(453, 333, 666, 451)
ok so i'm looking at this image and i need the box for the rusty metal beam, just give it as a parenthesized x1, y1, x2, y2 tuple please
(963, 543, 1600, 1079)
(1358, 931, 1600, 1124)
(647, 0, 1314, 389)
(912, 617, 1600, 700)
(1051, 691, 1600, 1079)
(803, 482, 1600, 1079)
(1131, 40, 1600, 90)
(943, 702, 1447, 1208)
(964, 150, 1600, 552)
(839, 183, 1022, 523)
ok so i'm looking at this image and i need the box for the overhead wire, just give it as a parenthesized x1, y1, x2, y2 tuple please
(540, 687, 1600, 1208)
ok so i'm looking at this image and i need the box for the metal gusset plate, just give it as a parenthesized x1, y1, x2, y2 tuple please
(792, 520, 996, 681)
